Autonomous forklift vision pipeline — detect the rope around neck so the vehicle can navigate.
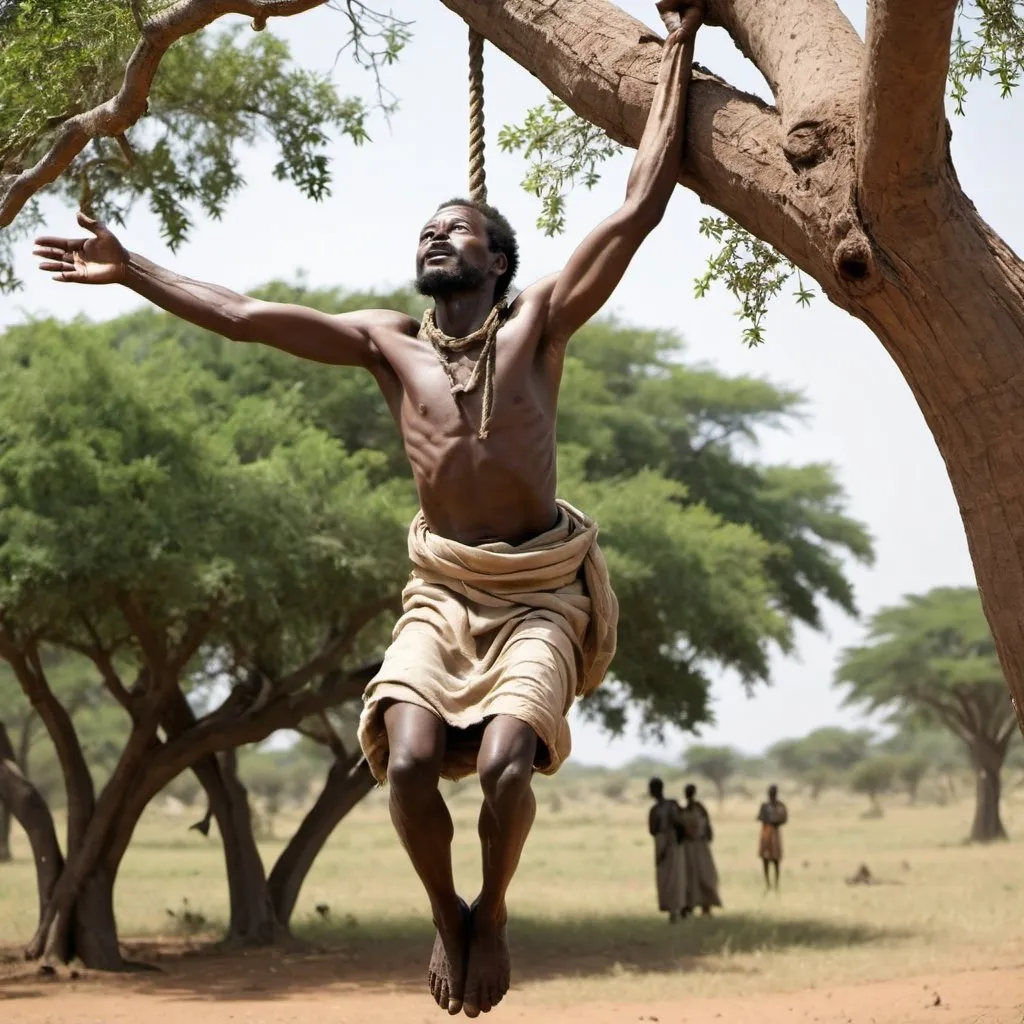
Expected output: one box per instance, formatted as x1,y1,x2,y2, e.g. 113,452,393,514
421,302,507,439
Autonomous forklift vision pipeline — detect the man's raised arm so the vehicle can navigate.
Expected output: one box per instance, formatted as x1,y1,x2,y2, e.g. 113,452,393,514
34,211,391,368
533,0,703,346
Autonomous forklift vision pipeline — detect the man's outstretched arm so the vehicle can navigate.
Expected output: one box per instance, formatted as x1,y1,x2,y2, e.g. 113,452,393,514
530,0,703,346
34,212,393,368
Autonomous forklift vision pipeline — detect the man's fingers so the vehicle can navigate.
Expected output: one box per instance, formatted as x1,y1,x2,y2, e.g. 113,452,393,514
38,261,68,273
33,235,76,249
33,246,72,261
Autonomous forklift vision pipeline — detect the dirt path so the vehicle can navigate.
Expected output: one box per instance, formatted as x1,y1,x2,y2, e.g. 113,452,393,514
2,956,1022,1024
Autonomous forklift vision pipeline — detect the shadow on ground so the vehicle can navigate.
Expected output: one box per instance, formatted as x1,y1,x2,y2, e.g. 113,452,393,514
0,911,913,1002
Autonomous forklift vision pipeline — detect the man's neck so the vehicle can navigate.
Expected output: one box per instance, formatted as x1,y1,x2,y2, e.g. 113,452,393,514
433,289,497,338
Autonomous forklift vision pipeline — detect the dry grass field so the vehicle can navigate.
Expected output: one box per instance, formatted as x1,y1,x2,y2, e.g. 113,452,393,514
2,773,1024,1021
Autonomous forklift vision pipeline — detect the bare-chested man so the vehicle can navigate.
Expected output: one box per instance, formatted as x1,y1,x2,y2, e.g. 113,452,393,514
33,1,703,1013
758,784,788,891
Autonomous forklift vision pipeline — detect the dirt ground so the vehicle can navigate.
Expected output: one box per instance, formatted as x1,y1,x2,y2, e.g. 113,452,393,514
1,946,1022,1024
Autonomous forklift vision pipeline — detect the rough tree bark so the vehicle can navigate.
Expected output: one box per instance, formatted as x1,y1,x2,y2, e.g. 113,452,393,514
428,0,1024,735
267,755,375,926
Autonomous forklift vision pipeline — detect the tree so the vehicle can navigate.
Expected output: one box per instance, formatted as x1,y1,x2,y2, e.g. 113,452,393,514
879,726,967,802
892,753,929,804
6,0,1024,746
768,726,874,800
849,755,897,816
0,321,409,967
683,744,740,805
836,587,1018,842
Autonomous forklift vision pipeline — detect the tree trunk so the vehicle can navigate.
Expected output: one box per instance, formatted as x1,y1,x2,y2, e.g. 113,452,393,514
0,802,11,862
195,750,288,947
0,723,64,921
268,756,374,926
968,739,1008,843
68,866,124,969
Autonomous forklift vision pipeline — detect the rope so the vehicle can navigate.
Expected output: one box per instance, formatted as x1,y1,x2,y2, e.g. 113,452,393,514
468,27,487,203
421,302,508,440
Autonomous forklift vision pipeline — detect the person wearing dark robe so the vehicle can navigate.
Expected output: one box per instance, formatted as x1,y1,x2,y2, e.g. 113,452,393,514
648,777,687,922
679,783,722,915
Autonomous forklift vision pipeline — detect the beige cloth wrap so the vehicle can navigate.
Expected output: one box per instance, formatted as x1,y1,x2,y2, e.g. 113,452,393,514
357,499,618,783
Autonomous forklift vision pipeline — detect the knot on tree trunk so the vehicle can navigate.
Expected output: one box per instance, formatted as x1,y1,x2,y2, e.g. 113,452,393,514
833,231,876,289
783,120,831,170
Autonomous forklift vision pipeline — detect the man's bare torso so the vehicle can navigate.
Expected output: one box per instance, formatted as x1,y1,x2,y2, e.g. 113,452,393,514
361,296,562,546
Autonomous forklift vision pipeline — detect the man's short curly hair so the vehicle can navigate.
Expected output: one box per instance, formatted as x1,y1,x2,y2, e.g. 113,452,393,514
436,197,519,302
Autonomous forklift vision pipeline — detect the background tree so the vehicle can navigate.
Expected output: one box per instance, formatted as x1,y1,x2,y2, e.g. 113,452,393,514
683,744,740,805
0,320,409,967
849,755,898,816
836,587,1018,842
891,753,929,804
767,726,874,800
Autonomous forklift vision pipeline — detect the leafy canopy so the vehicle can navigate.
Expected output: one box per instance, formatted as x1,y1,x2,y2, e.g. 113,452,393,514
835,586,1017,747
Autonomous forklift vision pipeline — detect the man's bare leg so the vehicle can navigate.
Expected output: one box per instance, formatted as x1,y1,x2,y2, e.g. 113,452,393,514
383,702,469,1015
463,716,538,1017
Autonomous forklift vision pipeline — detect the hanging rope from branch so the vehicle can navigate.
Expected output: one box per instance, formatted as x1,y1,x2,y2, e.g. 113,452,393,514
467,27,487,203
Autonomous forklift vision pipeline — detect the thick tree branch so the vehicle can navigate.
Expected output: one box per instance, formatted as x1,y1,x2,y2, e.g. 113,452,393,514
439,0,839,282
707,0,862,125
856,0,958,218
0,0,330,228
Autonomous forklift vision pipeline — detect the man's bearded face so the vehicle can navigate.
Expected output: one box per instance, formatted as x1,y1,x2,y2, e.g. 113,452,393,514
416,206,491,299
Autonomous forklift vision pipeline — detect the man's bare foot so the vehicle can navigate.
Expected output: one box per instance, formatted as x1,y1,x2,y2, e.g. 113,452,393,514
428,897,471,1015
462,901,511,1017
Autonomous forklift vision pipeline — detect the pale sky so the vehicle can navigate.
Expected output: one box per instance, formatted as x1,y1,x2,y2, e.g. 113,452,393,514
1,2,1014,765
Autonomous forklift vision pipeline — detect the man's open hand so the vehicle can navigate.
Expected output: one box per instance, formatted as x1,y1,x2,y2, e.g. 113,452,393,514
33,210,130,285
656,0,705,37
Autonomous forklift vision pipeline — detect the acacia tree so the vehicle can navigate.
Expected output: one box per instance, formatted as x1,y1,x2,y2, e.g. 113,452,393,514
0,321,409,967
768,726,874,800
849,754,897,816
836,587,1018,842
4,0,1024,736
683,743,739,805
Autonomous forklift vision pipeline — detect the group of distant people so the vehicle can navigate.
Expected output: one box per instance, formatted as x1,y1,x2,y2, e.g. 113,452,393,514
648,778,789,922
